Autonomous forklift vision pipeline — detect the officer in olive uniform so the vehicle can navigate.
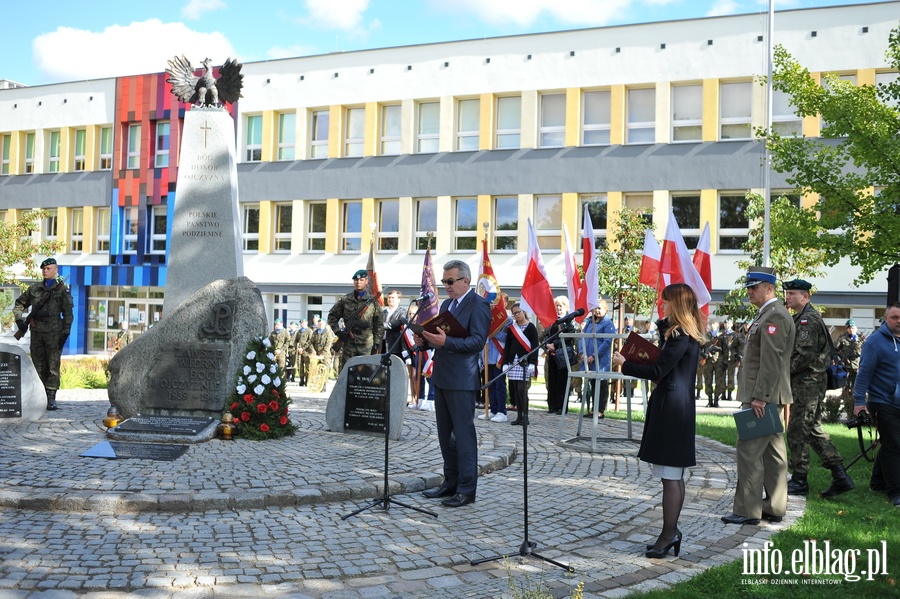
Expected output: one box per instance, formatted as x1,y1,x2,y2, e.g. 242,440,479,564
268,319,291,376
327,270,384,371
114,321,133,352
834,319,863,418
783,279,854,498
13,258,74,410
295,318,313,386
310,318,335,362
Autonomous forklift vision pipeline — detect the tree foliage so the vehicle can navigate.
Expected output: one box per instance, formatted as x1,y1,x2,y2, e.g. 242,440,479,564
0,209,65,289
761,26,900,285
596,207,657,324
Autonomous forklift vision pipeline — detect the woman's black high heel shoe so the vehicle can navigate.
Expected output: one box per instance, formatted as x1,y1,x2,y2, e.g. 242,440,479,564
646,528,681,551
645,531,682,558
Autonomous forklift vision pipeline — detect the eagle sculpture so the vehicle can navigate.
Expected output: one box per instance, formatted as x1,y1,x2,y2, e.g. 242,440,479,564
166,56,243,107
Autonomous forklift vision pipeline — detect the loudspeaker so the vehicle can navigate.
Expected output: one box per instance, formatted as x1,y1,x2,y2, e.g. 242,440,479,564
888,264,900,305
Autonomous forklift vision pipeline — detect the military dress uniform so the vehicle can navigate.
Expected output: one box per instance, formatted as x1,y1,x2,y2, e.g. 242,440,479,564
784,280,854,498
310,325,335,362
295,322,313,386
327,270,384,371
13,258,74,410
268,321,291,376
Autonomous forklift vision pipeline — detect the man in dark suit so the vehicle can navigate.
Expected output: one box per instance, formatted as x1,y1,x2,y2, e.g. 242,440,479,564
722,266,796,526
416,259,491,507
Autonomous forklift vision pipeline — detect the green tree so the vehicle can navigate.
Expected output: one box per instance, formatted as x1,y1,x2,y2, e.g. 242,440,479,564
596,207,658,327
761,26,900,285
715,193,827,324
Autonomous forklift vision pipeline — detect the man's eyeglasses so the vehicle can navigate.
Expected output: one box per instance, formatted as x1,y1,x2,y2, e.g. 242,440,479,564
511,311,523,316
440,277,466,286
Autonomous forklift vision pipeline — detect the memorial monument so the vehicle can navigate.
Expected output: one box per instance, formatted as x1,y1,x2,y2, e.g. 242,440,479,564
0,343,48,422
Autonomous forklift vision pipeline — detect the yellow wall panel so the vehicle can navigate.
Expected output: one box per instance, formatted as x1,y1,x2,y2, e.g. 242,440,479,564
325,198,340,254
700,189,718,253
702,79,719,142
610,85,625,146
328,105,341,158
565,88,581,147
479,93,494,151
364,103,378,157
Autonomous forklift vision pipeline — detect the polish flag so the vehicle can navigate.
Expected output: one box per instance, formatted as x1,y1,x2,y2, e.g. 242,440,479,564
366,241,384,306
659,209,712,312
582,209,599,314
639,229,662,288
563,222,587,322
520,218,557,328
692,222,712,316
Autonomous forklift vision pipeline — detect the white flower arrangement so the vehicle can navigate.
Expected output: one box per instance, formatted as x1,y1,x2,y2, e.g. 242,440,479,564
274,377,282,387
243,365,251,375
262,337,272,347
256,362,265,373
267,352,276,361
246,351,256,360
269,364,277,374
248,374,258,383
261,374,271,385
254,384,265,395
236,384,246,394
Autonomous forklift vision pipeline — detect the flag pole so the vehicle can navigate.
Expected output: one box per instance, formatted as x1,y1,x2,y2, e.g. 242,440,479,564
482,222,491,420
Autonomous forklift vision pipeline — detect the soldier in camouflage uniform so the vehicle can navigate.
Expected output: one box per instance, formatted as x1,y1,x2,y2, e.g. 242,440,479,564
834,319,863,418
13,258,74,411
268,319,291,377
717,319,743,402
327,269,384,372
295,318,314,386
699,329,722,407
783,279,854,498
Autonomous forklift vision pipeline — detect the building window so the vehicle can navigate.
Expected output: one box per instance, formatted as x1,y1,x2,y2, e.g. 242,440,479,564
149,205,167,254
245,115,262,162
274,202,292,252
672,84,702,142
583,90,611,146
496,96,521,149
493,196,518,251
719,193,751,251
310,109,329,159
454,197,478,251
24,132,35,173
241,204,260,252
70,208,84,253
534,196,561,250
376,199,399,251
627,88,655,144
73,129,87,171
539,93,566,148
96,207,110,252
380,104,401,156
720,81,752,140
307,202,326,252
876,71,899,108
127,124,141,169
277,112,296,161
100,127,113,170
772,89,802,136
822,74,857,131
415,198,437,251
43,209,58,242
416,101,439,153
344,107,365,157
581,194,608,249
671,195,701,248
456,98,480,151
154,121,170,168
122,207,138,254
625,193,654,228
341,200,362,252
0,134,10,175
48,130,61,172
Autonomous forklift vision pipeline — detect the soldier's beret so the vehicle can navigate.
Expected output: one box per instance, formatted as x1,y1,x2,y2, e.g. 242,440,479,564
352,269,368,280
300,318,308,323
782,279,812,292
274,318,282,324
846,319,856,326
744,266,776,288
289,321,298,326
40,258,57,268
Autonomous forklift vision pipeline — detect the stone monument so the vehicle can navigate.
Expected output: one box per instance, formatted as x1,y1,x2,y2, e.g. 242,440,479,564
325,354,409,441
0,343,46,422
108,276,266,420
163,56,244,314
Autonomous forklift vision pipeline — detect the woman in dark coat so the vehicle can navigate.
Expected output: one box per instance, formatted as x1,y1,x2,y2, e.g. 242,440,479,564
502,303,539,425
613,283,704,559
542,296,578,414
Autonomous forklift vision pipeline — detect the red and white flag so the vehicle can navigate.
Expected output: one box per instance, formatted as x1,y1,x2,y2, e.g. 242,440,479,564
521,218,557,328
366,241,384,306
582,209,599,314
692,222,712,316
563,222,587,322
639,229,662,288
658,209,712,315
477,238,508,338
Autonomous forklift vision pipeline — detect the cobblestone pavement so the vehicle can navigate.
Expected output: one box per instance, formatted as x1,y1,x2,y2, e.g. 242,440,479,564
0,384,804,599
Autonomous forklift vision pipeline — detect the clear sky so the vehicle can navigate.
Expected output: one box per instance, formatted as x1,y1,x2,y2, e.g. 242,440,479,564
3,0,885,86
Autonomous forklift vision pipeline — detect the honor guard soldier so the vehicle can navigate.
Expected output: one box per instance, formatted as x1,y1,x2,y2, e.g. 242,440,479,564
268,319,291,376
13,258,74,411
327,269,384,371
835,319,863,417
295,318,314,386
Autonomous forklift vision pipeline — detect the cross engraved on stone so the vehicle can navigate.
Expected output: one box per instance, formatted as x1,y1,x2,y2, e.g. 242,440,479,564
199,302,234,339
200,121,212,148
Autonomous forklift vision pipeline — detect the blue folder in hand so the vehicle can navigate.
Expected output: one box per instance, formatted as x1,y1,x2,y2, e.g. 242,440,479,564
733,403,784,441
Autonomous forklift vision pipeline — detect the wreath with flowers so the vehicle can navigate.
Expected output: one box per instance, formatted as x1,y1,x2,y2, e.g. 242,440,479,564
228,336,298,440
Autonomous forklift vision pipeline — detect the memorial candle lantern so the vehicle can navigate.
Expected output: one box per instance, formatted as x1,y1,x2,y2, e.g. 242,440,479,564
217,412,235,440
102,405,122,429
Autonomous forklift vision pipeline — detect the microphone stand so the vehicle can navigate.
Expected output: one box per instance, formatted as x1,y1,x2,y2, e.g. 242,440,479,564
342,325,438,520
470,325,574,572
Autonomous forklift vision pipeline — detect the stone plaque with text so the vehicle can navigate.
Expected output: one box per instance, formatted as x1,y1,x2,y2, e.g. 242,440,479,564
344,362,388,434
114,414,216,435
145,343,231,411
0,352,22,418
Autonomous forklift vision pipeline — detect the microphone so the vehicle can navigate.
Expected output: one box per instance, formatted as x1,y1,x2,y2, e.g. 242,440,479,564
554,308,585,325
412,291,433,303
